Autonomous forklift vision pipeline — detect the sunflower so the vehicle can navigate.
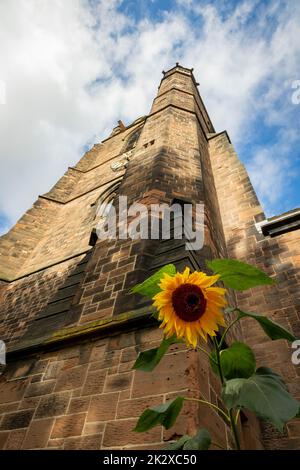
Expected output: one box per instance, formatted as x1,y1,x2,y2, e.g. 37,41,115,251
153,267,227,348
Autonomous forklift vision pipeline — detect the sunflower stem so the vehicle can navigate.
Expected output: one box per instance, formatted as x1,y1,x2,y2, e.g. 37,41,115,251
212,337,225,383
213,336,241,450
229,409,241,450
218,316,240,349
235,408,241,425
184,397,230,423
196,346,216,362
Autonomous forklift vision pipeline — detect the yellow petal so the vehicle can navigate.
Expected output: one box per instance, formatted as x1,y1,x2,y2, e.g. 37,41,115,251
195,322,208,342
189,272,220,288
206,286,226,294
182,267,190,281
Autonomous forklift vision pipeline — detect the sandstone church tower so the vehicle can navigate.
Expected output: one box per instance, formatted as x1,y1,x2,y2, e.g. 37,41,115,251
0,65,299,450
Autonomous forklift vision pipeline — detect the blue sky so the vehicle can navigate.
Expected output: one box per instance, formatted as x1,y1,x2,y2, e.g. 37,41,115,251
0,0,299,235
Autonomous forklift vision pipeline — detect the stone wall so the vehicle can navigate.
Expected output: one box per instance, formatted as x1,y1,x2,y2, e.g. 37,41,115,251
209,132,300,449
0,326,242,450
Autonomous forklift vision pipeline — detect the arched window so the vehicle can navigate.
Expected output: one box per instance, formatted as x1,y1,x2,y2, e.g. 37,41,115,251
94,181,121,220
124,126,142,152
89,180,122,246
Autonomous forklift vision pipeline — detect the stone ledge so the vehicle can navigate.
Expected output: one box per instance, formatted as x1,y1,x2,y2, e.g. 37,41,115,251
6,306,156,361
207,130,231,144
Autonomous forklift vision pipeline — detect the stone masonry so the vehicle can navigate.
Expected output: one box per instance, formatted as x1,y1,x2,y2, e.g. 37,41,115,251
0,64,299,450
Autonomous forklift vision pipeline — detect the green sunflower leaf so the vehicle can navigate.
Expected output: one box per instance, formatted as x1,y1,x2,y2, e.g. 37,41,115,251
206,258,274,291
182,428,211,450
167,429,212,450
210,342,256,380
222,367,299,432
133,334,182,372
134,397,184,432
225,308,297,342
167,435,190,450
131,264,176,298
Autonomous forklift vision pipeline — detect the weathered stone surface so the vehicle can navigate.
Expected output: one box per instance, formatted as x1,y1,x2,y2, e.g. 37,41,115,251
63,434,102,450
0,432,9,450
35,392,71,419
0,410,34,430
5,429,27,450
87,392,119,422
103,419,161,447
23,418,54,449
51,413,86,439
0,379,28,403
24,381,55,398
132,352,191,398
104,372,132,393
117,396,164,419
68,397,90,415
81,370,106,396
55,365,88,392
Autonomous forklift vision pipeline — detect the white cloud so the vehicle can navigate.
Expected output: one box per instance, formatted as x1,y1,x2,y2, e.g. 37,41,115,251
0,0,299,233
179,0,300,140
248,147,292,213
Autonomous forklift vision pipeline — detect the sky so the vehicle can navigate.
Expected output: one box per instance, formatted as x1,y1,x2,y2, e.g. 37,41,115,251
0,0,299,235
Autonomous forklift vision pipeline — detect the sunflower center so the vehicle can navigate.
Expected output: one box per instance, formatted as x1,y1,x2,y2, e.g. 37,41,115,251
171,283,207,322
186,294,199,308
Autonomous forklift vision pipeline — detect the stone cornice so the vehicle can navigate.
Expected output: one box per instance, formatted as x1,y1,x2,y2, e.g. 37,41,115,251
6,307,156,360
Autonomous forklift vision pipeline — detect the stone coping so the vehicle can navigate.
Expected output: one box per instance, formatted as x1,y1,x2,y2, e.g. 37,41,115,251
6,306,156,361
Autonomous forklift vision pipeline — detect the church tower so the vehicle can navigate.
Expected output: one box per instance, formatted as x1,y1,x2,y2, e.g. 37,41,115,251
0,64,299,450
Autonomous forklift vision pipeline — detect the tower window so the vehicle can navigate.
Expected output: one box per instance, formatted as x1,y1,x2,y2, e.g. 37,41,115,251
124,127,142,152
